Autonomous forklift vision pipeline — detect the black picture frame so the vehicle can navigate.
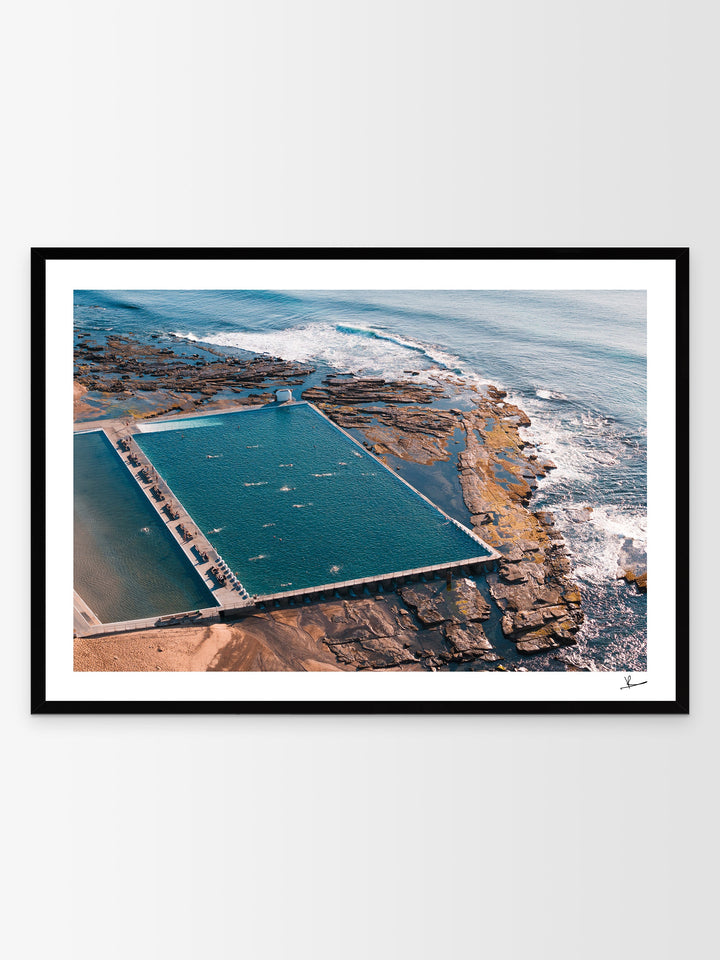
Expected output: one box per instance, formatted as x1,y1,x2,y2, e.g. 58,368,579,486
32,247,689,715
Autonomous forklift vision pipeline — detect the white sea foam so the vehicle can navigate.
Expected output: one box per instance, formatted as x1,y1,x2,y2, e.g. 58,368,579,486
172,322,501,402
243,481,268,486
588,451,619,466
589,504,647,548
502,383,648,592
536,388,568,401
525,399,645,504
279,485,295,492
509,397,593,489
552,502,647,585
171,322,465,383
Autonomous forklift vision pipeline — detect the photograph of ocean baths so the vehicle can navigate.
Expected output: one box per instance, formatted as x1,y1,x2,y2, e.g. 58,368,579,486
73,290,647,673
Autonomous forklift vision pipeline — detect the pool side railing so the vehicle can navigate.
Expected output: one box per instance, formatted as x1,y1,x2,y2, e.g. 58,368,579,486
74,554,499,637
242,555,499,607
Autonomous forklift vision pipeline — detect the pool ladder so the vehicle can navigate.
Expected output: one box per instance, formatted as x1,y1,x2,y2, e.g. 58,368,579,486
214,555,250,600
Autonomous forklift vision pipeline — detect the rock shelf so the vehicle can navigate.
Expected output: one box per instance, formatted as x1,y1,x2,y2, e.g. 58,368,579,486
302,374,445,406
74,334,314,417
453,395,583,652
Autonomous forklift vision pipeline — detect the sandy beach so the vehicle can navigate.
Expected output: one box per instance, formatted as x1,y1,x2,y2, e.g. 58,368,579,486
74,618,347,672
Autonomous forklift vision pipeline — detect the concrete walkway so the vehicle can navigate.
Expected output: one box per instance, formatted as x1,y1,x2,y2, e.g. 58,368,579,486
110,422,251,606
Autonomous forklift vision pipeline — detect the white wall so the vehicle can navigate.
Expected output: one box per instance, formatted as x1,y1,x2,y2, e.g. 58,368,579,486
4,3,714,958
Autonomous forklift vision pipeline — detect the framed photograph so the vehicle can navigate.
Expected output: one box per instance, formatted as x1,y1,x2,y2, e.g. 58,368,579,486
32,247,689,713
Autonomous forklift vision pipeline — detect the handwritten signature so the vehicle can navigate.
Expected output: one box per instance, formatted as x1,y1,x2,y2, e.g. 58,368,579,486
620,675,648,690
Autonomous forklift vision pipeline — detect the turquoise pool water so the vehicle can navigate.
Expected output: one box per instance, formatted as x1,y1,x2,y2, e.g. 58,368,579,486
135,403,490,596
74,431,217,622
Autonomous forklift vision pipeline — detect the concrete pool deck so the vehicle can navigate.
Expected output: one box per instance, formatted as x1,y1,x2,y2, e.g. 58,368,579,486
74,401,501,638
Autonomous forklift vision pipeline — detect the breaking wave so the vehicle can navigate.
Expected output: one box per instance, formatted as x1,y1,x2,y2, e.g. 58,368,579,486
536,388,568,401
551,502,647,586
171,321,465,382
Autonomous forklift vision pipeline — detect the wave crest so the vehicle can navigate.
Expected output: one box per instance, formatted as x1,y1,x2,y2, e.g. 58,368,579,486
171,321,465,382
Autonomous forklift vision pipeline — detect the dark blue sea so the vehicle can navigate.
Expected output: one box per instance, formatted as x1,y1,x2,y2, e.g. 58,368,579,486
75,288,647,670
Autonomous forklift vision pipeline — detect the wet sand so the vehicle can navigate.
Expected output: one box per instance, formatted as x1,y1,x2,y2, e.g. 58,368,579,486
74,618,347,672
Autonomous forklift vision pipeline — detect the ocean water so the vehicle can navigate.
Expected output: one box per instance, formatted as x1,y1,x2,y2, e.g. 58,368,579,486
75,288,647,669
134,403,490,596
74,430,217,622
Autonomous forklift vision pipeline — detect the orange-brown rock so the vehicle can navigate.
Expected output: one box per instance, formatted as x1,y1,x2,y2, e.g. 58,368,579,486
456,389,583,652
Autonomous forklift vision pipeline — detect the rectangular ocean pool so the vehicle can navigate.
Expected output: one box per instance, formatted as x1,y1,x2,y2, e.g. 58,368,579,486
134,402,491,597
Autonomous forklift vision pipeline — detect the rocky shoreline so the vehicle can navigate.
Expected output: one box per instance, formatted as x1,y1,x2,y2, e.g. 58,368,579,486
309,375,584,656
73,333,589,672
74,332,315,420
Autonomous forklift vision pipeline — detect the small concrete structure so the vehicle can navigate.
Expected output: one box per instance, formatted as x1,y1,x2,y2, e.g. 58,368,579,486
275,389,293,404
